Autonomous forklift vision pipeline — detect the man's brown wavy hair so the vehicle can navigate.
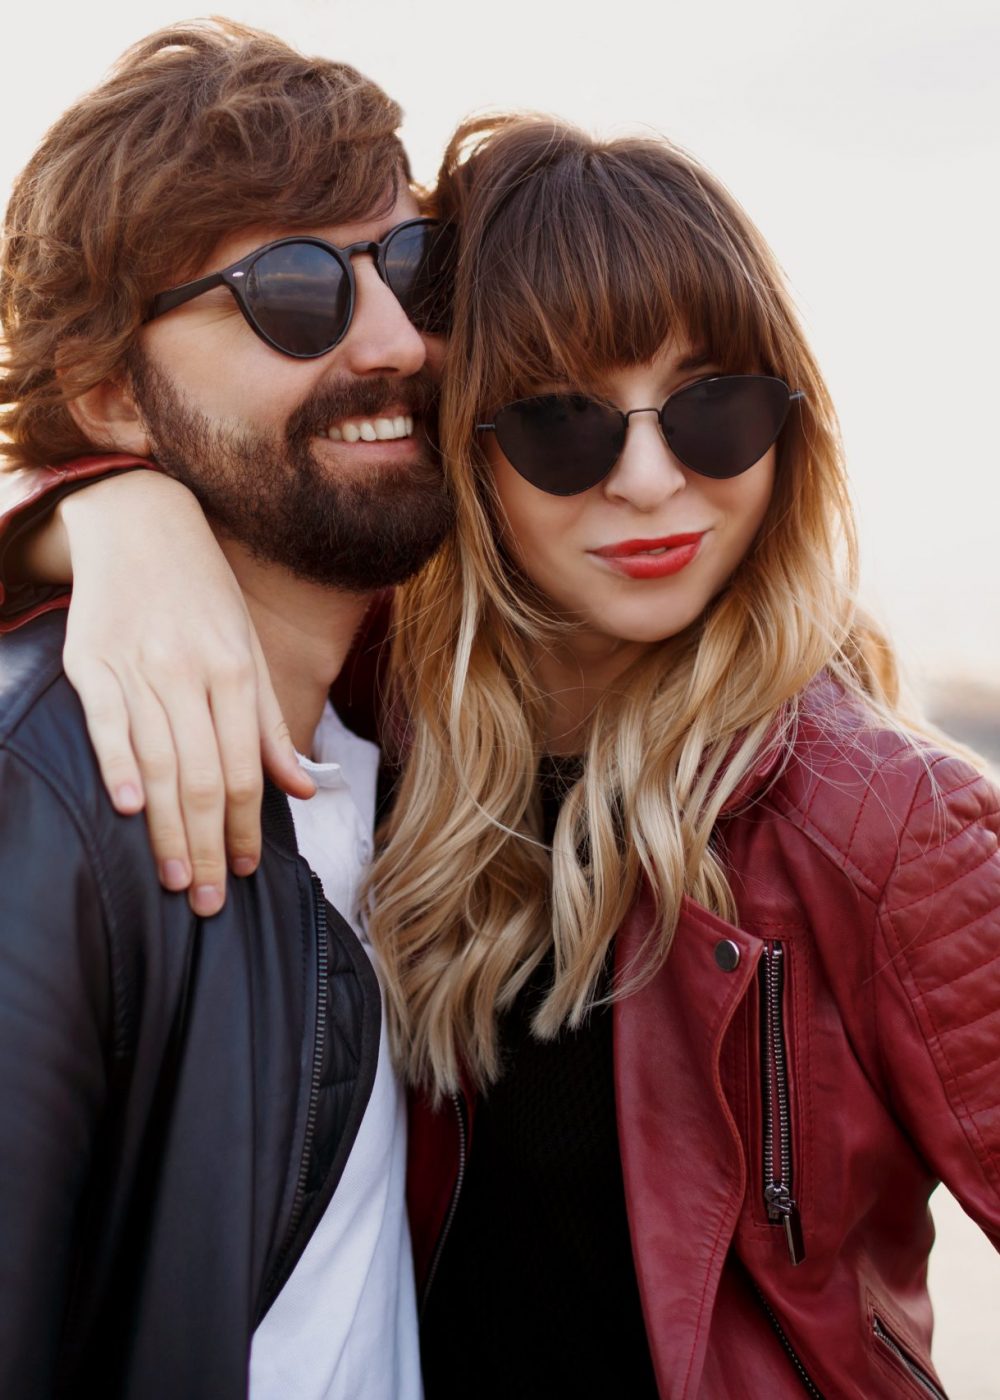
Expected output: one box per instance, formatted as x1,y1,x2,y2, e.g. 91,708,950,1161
0,19,409,469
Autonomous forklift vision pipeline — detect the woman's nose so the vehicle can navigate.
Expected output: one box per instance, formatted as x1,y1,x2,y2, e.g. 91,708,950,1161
602,409,687,509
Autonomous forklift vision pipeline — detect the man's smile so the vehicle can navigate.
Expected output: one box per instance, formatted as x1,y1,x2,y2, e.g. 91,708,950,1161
321,412,415,443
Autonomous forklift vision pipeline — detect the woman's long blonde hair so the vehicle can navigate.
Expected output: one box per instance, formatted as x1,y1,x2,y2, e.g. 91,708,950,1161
367,115,901,1097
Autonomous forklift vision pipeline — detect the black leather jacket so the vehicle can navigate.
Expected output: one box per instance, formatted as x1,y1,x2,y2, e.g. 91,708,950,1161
0,612,382,1399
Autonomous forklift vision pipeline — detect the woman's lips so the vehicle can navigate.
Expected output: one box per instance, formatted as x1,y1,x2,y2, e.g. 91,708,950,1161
590,532,707,580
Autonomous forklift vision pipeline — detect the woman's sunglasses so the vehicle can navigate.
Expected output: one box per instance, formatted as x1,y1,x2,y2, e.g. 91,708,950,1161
146,218,454,358
477,375,804,496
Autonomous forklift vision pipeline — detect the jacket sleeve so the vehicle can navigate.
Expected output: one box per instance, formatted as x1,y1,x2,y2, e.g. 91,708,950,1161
0,745,114,1395
0,454,157,633
872,751,1000,1248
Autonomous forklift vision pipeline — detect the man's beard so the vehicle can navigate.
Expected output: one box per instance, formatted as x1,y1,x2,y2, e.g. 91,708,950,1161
126,349,454,591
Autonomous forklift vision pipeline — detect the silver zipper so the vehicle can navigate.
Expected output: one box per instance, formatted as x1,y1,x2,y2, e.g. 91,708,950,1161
258,871,330,1315
760,941,805,1265
419,1090,468,1313
873,1315,948,1399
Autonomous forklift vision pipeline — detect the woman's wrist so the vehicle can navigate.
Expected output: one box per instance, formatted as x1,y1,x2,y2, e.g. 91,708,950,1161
60,470,200,570
9,502,71,585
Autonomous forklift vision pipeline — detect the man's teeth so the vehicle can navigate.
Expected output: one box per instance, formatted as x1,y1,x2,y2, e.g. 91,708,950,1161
323,415,414,443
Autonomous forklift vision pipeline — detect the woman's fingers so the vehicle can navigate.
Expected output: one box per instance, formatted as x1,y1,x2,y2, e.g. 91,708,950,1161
117,680,196,896
260,700,316,800
250,629,315,801
65,657,147,816
209,657,268,877
153,680,232,917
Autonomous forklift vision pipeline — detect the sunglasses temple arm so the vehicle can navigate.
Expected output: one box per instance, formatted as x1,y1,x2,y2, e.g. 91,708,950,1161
475,423,496,431
147,271,227,323
789,390,806,402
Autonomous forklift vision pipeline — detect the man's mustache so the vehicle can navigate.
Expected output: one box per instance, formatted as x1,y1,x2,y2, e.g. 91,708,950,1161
287,371,439,442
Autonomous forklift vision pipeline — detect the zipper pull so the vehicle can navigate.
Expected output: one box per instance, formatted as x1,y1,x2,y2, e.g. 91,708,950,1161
765,1184,806,1266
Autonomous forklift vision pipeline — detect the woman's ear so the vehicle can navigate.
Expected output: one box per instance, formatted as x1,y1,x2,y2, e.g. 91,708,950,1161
63,371,152,457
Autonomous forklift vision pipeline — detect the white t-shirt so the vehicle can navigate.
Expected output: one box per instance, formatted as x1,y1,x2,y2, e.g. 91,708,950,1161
249,703,422,1400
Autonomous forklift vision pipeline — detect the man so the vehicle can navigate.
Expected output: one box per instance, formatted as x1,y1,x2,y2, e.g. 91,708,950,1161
0,20,453,1398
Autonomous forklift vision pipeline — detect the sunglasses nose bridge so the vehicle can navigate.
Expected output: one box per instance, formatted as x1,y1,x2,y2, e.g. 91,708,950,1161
620,404,676,461
340,239,383,279
605,403,688,499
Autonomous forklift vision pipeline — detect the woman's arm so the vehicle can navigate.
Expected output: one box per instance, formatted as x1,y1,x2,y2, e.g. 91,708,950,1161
874,755,1000,1246
0,455,152,632
2,468,313,916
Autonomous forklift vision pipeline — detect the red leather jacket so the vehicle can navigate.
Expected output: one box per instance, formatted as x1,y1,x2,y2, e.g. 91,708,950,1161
408,680,1000,1398
2,457,999,1398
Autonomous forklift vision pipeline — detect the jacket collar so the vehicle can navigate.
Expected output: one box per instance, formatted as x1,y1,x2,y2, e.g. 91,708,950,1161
718,735,785,815
261,779,300,856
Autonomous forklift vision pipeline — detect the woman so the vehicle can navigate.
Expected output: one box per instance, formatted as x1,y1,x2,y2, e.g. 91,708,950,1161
2,115,998,1397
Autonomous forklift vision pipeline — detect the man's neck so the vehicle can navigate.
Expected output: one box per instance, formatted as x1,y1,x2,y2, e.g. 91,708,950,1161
220,540,373,756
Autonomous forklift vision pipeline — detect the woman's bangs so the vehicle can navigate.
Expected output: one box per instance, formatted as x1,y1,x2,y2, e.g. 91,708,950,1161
469,158,775,403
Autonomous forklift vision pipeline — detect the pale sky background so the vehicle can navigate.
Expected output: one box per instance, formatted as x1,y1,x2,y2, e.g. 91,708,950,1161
1,1,999,1391
2,0,998,700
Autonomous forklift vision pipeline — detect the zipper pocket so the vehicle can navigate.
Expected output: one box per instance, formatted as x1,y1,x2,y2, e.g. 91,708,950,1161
873,1315,948,1399
753,1282,825,1398
419,1090,468,1314
759,941,805,1265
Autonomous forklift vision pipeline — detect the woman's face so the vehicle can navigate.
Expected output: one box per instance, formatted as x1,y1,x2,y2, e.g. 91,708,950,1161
485,340,776,656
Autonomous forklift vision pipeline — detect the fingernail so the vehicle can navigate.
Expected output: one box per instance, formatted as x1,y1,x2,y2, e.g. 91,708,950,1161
161,859,190,890
193,885,223,917
116,783,142,812
232,857,256,877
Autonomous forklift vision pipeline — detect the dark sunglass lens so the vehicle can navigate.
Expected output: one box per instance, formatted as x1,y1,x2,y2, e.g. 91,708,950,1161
384,221,456,334
243,242,350,356
661,375,792,479
493,395,624,496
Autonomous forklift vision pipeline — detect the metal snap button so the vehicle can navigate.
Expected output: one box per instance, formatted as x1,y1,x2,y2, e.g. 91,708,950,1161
714,939,741,972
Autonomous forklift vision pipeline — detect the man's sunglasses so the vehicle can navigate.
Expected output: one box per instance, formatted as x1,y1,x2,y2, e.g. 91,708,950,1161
146,218,454,358
477,375,804,496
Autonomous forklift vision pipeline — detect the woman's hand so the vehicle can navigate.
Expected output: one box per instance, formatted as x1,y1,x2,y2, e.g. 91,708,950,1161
49,471,314,916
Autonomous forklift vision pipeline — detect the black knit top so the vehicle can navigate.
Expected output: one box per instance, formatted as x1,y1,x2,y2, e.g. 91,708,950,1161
419,758,659,1399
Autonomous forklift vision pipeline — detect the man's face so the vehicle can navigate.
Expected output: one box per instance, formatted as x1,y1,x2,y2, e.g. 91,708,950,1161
129,186,453,592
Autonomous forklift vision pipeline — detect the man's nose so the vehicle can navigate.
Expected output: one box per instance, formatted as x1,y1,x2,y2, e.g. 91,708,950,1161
339,255,427,378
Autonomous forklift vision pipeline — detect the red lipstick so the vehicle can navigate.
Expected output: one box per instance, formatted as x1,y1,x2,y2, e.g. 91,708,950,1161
590,532,706,580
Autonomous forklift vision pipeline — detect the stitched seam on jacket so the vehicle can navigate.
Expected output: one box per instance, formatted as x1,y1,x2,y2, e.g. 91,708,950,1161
764,792,882,898
908,769,986,817
844,770,878,871
896,805,1000,870
881,898,1000,1192
887,845,999,915
885,904,994,952
935,1000,1000,1037
920,943,1000,993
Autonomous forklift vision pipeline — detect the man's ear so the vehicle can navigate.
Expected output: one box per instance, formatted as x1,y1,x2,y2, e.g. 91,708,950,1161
63,369,152,458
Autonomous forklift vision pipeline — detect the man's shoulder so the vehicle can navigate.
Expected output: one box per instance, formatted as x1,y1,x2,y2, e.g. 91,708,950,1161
0,606,66,726
0,611,125,874
0,610,101,790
